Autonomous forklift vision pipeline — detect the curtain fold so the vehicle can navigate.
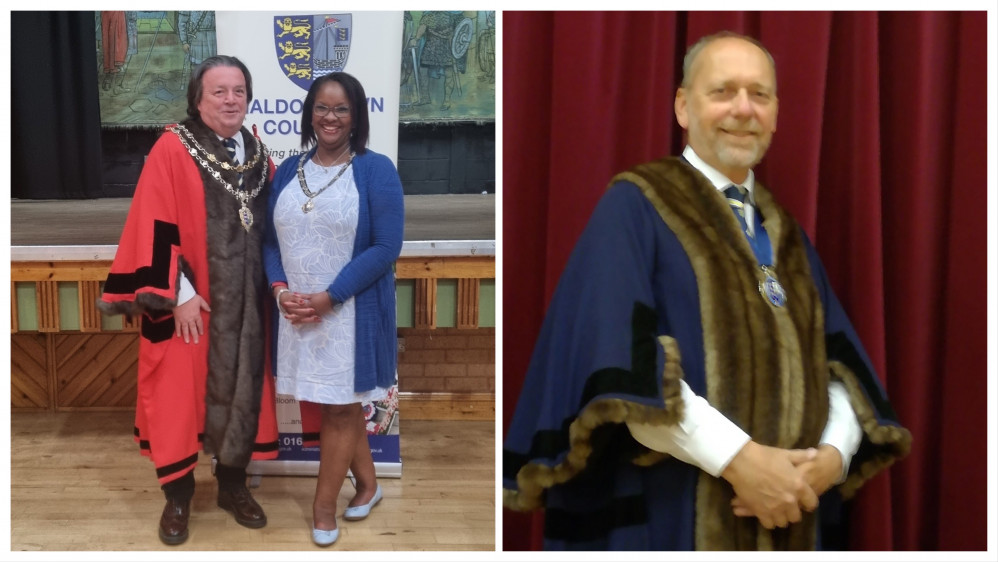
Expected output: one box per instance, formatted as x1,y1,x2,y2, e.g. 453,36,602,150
502,13,554,550
502,10,988,551
935,11,989,549
11,11,104,199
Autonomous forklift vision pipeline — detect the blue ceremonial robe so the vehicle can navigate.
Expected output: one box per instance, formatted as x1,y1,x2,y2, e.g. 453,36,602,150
502,158,910,550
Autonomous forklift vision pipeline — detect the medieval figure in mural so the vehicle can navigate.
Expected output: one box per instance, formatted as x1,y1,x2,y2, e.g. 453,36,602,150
99,11,130,95
98,55,278,546
476,11,495,84
407,11,466,111
502,31,912,550
178,11,217,87
126,11,138,59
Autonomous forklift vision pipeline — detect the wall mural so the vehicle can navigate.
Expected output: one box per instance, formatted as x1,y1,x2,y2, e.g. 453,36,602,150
97,11,217,129
98,11,495,127
399,11,495,123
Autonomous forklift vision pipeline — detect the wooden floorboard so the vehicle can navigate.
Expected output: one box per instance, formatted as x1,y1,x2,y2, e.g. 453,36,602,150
10,411,496,552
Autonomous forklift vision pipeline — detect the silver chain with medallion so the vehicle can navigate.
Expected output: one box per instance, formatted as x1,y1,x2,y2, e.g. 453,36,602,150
169,124,267,232
296,151,355,214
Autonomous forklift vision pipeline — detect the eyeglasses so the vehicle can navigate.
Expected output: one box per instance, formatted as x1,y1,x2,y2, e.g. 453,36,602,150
313,104,350,118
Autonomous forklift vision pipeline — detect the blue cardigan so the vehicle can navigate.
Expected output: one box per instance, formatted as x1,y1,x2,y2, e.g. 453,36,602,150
264,148,404,392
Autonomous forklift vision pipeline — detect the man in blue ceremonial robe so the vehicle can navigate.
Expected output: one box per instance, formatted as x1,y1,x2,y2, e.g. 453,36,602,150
502,31,911,550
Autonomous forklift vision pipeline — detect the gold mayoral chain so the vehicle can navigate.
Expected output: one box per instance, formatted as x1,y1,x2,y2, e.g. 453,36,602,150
296,148,355,214
169,124,267,232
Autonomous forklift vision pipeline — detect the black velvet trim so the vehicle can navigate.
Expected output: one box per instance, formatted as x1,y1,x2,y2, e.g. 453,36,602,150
145,308,172,321
253,439,280,454
503,302,661,481
141,314,175,343
103,220,181,294
156,452,199,480
544,493,647,543
573,423,646,483
503,449,531,481
135,426,151,452
826,331,898,421
302,431,321,444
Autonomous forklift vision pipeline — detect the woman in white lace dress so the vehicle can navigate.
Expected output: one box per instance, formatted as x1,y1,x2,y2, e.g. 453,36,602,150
263,72,404,546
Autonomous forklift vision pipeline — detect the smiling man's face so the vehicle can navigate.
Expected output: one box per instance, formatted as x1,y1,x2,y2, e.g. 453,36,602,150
196,65,248,139
675,37,779,184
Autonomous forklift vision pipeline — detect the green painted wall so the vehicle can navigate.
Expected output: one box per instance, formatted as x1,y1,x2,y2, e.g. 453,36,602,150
479,279,495,327
396,279,414,328
58,282,79,331
15,283,37,331
436,279,457,328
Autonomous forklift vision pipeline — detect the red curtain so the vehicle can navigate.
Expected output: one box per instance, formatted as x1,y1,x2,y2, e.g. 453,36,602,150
502,11,988,551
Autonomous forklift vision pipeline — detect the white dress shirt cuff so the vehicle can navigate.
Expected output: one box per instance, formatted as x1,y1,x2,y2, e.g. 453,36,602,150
176,272,196,306
626,380,750,477
819,380,863,483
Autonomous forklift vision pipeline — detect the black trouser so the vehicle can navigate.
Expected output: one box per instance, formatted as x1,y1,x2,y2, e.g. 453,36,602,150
161,462,246,501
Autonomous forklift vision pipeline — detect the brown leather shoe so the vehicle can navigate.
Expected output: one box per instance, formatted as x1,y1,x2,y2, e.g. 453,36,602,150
217,486,267,529
158,497,191,545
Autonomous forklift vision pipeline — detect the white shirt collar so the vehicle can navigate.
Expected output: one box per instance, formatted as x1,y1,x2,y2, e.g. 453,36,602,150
682,145,756,201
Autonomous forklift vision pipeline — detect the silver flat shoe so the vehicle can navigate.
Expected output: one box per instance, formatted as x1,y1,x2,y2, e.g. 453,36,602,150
343,484,383,521
312,519,339,546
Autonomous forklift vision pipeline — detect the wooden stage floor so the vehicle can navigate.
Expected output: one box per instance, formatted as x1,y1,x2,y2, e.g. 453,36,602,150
10,194,496,247
10,411,496,552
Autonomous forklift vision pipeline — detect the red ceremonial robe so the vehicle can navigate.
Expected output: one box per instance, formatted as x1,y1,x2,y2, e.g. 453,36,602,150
99,119,278,485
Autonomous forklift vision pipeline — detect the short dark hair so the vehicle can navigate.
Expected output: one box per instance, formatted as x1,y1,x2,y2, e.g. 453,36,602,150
681,31,777,93
186,55,254,119
300,72,370,154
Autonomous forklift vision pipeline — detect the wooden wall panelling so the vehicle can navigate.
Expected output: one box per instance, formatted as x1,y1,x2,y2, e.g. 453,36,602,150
12,257,496,416
11,282,18,333
457,278,480,329
35,281,60,333
400,392,494,420
414,278,437,329
10,333,51,410
78,281,103,332
395,256,494,279
55,333,139,409
11,260,111,281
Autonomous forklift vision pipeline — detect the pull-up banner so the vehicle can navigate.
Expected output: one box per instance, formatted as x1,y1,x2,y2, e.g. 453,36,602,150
218,11,402,166
217,11,404,477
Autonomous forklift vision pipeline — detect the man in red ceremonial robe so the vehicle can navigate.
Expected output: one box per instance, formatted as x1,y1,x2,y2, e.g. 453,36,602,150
99,55,278,546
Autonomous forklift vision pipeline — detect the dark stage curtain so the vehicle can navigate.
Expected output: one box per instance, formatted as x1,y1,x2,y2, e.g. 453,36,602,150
502,11,988,551
11,11,104,199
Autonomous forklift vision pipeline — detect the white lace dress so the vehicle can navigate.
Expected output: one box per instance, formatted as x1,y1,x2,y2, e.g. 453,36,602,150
272,158,388,405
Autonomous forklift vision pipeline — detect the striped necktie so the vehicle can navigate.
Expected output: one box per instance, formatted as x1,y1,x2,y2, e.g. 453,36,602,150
723,184,752,237
223,137,242,188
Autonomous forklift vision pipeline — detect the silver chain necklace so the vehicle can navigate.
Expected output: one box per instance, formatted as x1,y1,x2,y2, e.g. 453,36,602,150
169,124,267,232
296,150,355,214
171,124,263,172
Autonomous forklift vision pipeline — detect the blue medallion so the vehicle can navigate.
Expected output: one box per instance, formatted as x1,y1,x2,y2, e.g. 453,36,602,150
760,275,787,307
